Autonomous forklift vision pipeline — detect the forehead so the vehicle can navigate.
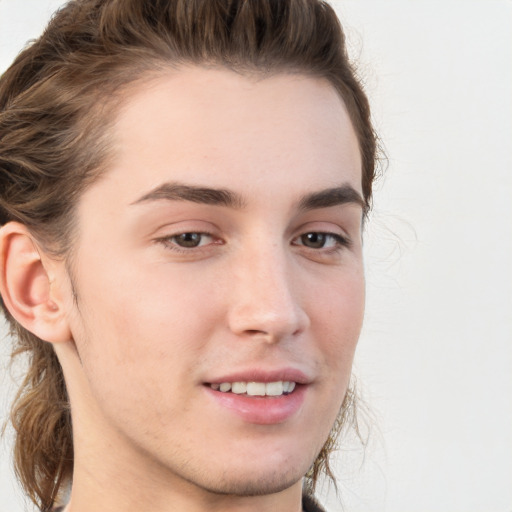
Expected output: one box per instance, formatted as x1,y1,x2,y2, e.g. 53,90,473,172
88,67,362,208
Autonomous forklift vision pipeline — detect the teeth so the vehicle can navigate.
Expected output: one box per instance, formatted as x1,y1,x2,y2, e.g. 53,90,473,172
219,382,232,392
265,381,284,396
247,382,266,396
231,382,247,394
212,381,296,396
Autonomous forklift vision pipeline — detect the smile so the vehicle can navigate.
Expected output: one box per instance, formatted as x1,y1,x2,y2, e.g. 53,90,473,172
209,381,296,396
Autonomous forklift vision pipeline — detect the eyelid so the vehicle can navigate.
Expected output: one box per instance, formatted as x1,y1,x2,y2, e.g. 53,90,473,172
292,231,351,249
149,217,218,235
151,225,225,258
293,218,352,239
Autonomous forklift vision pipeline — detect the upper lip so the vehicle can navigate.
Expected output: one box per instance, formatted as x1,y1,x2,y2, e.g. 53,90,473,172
205,367,311,385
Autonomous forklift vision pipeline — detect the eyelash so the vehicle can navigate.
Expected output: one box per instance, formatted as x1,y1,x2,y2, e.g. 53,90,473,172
156,231,351,254
292,232,351,252
156,232,218,253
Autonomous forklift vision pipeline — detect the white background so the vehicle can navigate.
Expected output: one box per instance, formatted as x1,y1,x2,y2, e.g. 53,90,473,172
1,1,511,511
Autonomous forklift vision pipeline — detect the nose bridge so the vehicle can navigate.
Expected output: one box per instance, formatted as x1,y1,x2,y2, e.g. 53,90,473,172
227,238,308,340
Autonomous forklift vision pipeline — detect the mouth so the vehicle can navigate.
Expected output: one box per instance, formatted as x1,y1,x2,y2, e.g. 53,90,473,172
207,381,297,397
204,378,306,424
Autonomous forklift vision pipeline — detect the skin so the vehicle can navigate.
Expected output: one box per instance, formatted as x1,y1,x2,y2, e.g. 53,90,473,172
3,68,365,512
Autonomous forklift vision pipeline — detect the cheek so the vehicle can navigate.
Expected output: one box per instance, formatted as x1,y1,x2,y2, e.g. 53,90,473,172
315,267,365,331
312,269,365,377
68,255,220,378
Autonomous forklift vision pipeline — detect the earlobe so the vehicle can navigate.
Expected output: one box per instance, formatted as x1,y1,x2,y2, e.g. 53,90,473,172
0,222,72,344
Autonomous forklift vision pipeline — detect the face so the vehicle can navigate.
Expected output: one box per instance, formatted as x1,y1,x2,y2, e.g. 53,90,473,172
59,67,365,498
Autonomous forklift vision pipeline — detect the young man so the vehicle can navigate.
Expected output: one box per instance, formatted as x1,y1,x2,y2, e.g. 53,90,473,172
0,1,377,511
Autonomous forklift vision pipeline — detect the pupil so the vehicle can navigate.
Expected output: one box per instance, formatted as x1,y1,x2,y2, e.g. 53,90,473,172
176,233,201,247
302,233,325,248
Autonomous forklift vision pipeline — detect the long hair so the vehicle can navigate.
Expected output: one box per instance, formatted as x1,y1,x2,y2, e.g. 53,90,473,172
0,1,378,509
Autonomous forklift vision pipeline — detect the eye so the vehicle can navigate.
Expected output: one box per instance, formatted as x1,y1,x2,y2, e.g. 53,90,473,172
159,232,215,249
294,232,349,250
173,232,207,248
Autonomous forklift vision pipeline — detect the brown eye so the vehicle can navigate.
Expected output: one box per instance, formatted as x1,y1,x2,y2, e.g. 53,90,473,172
173,233,204,248
294,232,349,250
157,231,218,253
300,233,328,249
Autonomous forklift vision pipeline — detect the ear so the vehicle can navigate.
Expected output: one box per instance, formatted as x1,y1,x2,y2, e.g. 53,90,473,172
0,222,71,344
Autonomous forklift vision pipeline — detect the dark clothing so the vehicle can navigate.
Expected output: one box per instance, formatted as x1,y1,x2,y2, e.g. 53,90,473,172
303,493,327,512
53,494,326,512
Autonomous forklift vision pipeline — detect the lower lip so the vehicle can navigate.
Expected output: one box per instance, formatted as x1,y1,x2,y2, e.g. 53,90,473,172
204,385,307,425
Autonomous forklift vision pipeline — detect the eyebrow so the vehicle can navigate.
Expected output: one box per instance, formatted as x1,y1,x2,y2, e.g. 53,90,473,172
298,184,366,213
132,181,365,212
132,182,246,209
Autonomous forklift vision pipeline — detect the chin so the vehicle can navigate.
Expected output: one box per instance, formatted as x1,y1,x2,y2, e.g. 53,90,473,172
189,437,318,497
192,466,305,497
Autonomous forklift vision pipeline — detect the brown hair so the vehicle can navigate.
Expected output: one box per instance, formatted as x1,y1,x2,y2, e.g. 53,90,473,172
0,0,377,509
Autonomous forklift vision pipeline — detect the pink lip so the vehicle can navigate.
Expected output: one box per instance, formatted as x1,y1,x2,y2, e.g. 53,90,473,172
207,368,311,385
203,368,310,425
204,385,307,425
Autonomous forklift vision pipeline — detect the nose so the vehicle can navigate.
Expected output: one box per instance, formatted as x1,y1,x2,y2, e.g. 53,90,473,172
227,243,310,343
